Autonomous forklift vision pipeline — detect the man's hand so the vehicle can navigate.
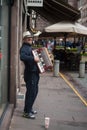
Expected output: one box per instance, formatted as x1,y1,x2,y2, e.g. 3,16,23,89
34,57,40,62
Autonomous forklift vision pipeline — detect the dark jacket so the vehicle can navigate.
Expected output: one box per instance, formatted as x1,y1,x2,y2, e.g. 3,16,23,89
20,42,39,82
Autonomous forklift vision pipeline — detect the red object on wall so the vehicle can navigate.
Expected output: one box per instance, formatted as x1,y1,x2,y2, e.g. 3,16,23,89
0,53,2,59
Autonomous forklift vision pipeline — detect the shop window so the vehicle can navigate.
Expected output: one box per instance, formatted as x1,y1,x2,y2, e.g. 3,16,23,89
0,1,9,119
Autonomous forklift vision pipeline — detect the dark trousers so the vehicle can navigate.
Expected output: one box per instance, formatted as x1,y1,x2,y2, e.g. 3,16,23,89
24,72,40,113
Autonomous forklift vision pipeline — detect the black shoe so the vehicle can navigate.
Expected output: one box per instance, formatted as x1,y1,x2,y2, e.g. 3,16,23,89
23,112,35,119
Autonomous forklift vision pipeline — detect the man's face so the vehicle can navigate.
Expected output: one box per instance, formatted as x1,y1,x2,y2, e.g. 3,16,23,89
26,37,33,44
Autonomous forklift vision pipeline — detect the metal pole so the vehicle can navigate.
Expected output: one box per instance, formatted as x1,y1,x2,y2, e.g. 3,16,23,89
53,60,60,77
79,61,85,78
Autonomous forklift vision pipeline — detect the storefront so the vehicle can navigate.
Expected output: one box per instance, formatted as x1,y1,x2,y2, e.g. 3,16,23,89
0,0,27,129
0,0,9,120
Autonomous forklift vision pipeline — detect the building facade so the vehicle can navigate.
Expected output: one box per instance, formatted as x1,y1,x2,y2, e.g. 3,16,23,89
68,0,87,42
67,0,87,27
0,0,9,121
0,0,27,129
68,0,78,8
78,0,87,26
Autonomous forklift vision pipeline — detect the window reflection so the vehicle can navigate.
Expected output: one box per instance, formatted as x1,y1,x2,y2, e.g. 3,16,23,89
0,1,8,118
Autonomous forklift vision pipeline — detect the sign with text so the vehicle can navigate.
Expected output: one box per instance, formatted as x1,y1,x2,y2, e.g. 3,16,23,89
27,0,43,7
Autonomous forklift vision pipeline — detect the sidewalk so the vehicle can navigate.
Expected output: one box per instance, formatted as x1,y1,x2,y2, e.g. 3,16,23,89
9,71,87,130
63,71,87,103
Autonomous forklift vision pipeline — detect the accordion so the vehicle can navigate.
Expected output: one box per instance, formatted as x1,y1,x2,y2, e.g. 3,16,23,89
32,47,53,73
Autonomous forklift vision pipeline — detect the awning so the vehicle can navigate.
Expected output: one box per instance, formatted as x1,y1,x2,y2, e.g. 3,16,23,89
28,0,80,24
45,21,87,36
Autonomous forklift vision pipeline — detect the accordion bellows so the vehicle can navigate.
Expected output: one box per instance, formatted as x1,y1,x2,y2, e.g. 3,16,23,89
32,47,53,73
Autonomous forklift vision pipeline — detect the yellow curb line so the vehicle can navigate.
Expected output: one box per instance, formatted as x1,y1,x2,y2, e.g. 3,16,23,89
59,72,87,107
